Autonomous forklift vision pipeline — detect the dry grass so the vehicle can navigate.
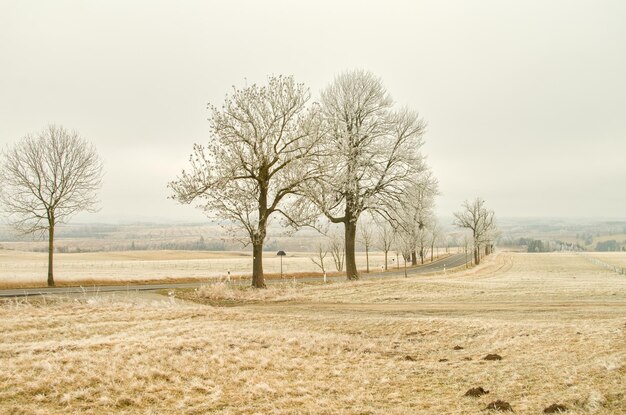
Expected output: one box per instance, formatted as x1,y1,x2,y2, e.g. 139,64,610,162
0,249,403,287
587,252,626,268
1,252,625,414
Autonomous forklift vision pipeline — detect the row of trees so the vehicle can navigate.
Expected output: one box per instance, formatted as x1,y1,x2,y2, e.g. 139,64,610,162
169,71,436,288
0,71,497,288
169,70,498,288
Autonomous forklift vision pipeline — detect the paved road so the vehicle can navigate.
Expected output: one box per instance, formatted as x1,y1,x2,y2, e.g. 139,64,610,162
0,252,468,298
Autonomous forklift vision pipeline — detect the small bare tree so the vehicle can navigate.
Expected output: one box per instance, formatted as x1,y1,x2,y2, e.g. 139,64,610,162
453,198,496,265
169,76,320,288
358,219,375,273
0,125,103,286
310,243,328,274
375,219,395,270
328,232,345,272
415,226,429,265
395,229,415,278
391,171,438,265
429,221,440,262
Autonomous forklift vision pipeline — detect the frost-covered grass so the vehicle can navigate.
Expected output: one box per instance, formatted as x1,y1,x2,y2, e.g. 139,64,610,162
0,252,624,414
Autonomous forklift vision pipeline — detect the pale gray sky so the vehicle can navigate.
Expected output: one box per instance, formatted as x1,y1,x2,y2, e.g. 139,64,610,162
1,0,625,222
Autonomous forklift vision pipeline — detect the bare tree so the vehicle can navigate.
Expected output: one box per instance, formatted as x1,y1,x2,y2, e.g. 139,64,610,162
169,76,320,288
0,125,103,286
358,219,375,273
328,232,345,272
453,198,496,265
305,70,428,280
416,227,430,265
375,219,395,270
395,229,415,278
429,221,441,262
391,172,438,265
310,243,328,274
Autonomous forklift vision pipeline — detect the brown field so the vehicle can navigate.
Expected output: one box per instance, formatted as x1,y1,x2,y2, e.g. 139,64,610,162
1,252,625,414
0,249,419,287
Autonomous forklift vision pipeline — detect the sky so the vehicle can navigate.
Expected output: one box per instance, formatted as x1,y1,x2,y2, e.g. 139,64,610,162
1,0,625,223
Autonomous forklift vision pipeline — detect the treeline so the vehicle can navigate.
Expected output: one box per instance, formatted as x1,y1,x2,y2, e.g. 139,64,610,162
595,240,626,252
505,238,584,252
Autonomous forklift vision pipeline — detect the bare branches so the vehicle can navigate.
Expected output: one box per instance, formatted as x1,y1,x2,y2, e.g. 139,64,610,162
304,69,432,280
310,243,329,274
453,198,497,264
0,125,103,236
328,232,345,272
168,75,320,288
0,125,104,286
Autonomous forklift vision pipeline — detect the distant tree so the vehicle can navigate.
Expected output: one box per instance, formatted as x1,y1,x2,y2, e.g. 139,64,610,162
358,219,375,273
453,198,496,265
429,221,441,262
415,226,429,265
596,240,619,252
169,76,321,288
0,125,103,286
304,70,429,280
375,219,395,270
391,172,438,265
528,240,545,253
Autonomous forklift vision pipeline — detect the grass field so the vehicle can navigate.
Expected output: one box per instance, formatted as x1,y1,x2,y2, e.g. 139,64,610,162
0,249,419,287
1,252,624,414
587,252,626,268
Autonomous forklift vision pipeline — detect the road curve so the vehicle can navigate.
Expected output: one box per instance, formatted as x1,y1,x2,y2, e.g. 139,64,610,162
0,252,468,298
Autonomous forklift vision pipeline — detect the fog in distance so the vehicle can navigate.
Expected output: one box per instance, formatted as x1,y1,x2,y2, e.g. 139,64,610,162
1,0,624,222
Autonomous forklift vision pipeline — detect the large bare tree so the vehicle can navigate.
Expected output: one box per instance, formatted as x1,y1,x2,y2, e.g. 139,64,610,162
453,198,496,265
0,125,103,286
169,76,320,288
305,70,428,280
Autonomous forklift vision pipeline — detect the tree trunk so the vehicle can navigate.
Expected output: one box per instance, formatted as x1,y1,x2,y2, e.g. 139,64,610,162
411,251,417,266
365,245,369,273
251,242,265,288
431,244,434,262
474,245,480,265
344,220,359,280
47,224,55,287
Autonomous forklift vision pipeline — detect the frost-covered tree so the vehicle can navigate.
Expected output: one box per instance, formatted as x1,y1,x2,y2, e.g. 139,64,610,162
169,76,320,288
392,170,438,265
305,70,429,280
453,198,496,265
0,125,103,286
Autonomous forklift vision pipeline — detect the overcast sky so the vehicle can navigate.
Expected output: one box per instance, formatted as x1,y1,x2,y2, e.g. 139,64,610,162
1,0,625,223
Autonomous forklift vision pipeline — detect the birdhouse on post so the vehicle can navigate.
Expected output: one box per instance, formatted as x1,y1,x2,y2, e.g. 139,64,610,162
277,250,286,278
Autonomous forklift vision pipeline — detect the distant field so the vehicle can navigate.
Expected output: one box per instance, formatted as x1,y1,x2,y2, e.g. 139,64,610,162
0,252,624,414
0,249,438,287
587,252,626,268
